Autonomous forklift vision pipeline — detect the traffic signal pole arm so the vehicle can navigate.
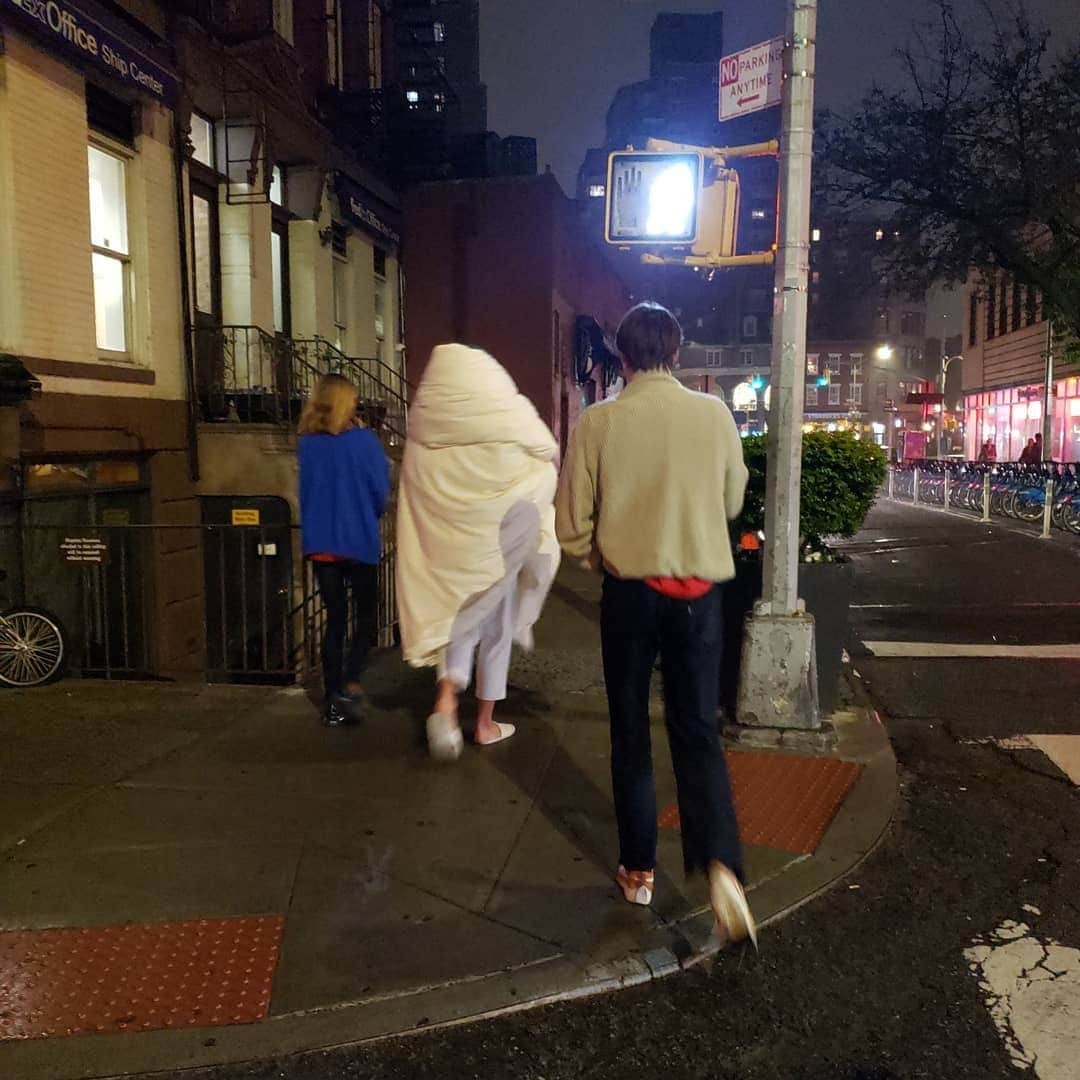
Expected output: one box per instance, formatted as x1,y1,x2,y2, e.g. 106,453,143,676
641,251,775,269
644,137,780,164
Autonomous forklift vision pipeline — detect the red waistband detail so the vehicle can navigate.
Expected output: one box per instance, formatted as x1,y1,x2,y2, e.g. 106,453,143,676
644,576,714,600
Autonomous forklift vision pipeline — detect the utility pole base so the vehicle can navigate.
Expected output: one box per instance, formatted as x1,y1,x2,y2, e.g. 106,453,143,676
735,609,821,731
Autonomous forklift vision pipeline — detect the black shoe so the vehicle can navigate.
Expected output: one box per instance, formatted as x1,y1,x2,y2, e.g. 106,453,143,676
322,700,353,727
332,688,365,723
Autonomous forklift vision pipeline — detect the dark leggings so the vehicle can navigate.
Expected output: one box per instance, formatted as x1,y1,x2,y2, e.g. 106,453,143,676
313,560,378,697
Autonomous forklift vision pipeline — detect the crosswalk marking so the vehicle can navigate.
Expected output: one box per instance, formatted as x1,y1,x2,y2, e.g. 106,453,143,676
862,642,1080,660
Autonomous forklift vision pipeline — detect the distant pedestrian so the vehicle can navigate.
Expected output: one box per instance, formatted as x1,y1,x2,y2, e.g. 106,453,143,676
1020,438,1037,464
555,301,756,947
298,374,391,726
976,442,989,463
987,441,997,463
397,344,560,762
1032,432,1044,463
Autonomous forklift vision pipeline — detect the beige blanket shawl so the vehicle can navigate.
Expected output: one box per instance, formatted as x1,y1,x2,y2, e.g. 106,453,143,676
396,344,560,668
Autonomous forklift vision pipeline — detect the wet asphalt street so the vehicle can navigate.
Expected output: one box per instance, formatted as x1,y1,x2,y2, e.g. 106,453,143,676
136,501,1080,1080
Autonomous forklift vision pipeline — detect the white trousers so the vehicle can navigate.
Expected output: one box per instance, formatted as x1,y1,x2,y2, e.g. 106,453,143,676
437,577,517,701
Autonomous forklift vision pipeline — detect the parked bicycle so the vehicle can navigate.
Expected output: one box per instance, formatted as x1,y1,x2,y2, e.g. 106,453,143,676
887,460,1080,535
0,569,66,687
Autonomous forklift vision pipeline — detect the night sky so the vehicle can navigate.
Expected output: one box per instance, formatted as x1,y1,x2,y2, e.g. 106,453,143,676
481,0,1074,193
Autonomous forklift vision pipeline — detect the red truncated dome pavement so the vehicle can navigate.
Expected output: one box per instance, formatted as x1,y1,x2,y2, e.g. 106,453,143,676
0,915,284,1040
659,751,864,855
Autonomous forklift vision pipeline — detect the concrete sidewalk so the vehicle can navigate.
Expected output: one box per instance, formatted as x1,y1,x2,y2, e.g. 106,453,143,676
0,568,896,1080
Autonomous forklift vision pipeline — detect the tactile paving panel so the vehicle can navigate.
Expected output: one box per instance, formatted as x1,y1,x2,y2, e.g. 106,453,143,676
0,915,284,1040
659,752,863,855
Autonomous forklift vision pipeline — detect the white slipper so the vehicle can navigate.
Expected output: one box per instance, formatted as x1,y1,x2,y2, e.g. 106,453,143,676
708,861,758,950
426,712,464,762
476,721,516,746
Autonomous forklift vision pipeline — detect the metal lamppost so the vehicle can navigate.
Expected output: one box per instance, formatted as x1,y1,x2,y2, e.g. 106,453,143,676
938,353,960,458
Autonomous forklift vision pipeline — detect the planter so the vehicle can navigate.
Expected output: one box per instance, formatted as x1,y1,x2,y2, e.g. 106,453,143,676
720,557,854,717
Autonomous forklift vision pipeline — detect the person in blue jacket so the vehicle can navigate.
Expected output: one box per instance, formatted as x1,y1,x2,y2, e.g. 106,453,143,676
298,374,391,725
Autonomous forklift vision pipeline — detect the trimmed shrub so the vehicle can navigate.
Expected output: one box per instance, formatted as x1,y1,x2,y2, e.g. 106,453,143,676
736,431,887,554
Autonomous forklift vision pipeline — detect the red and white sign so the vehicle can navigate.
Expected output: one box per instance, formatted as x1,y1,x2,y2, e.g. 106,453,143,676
719,36,784,122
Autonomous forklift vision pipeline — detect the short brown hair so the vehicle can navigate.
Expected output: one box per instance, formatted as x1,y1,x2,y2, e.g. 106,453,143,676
615,302,682,372
298,373,359,436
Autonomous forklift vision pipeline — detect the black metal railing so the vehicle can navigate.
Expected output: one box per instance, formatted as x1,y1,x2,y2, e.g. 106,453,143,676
3,521,397,683
194,326,408,447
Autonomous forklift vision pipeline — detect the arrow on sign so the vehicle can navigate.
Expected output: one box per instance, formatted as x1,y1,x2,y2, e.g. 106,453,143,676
738,94,762,106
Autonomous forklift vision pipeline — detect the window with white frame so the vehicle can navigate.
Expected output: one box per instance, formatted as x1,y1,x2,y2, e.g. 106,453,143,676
332,225,349,350
368,0,383,89
850,383,863,404
828,384,841,405
850,353,864,380
742,315,758,339
828,352,841,368
741,349,754,366
433,21,445,43
88,145,130,353
806,383,819,405
273,0,294,44
705,349,722,367
806,353,819,375
269,165,285,206
325,0,343,88
190,114,215,169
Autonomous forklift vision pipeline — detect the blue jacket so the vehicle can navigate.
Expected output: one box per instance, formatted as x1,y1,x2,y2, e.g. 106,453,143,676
298,426,391,564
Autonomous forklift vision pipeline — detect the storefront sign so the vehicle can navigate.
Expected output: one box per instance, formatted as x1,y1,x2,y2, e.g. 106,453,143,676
61,535,107,563
335,175,401,246
1,0,178,106
231,509,261,526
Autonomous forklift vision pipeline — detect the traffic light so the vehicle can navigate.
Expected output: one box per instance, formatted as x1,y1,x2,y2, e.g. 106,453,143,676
751,375,766,392
605,151,740,258
816,370,830,388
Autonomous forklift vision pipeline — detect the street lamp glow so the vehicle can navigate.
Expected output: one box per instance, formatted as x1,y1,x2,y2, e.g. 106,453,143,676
876,345,894,361
645,163,696,238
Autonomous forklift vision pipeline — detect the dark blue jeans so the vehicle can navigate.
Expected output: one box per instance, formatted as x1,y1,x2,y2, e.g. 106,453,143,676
314,560,378,697
600,574,744,881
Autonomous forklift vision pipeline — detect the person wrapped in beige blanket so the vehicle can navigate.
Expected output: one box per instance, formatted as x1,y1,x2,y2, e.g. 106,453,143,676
396,344,560,761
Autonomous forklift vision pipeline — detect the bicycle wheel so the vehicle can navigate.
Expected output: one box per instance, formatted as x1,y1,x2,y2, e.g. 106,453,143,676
0,608,66,687
1015,492,1044,523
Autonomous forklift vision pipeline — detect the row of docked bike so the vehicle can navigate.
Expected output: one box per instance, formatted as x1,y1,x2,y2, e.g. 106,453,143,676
889,461,1080,534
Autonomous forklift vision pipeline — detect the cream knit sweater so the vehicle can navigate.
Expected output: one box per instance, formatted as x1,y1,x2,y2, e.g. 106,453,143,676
555,370,748,583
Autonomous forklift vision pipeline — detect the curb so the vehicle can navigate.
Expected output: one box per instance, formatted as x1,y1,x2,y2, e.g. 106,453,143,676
1,706,899,1080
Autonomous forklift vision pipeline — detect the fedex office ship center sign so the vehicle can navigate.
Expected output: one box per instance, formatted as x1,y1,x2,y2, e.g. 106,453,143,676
719,36,784,122
3,0,176,104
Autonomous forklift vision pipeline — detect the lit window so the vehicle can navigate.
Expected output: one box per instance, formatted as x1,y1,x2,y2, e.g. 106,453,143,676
806,354,818,375
731,382,758,412
271,231,285,333
751,208,767,221
269,165,284,206
433,21,445,42
433,92,445,114
405,89,420,107
88,146,130,353
588,184,606,198
811,228,821,242
190,114,215,169
875,228,884,241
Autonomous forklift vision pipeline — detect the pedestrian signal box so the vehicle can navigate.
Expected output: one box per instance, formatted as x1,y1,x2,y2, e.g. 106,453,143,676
605,150,740,259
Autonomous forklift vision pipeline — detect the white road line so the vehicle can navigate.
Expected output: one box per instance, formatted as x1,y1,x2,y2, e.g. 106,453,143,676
862,642,1080,659
852,602,1080,610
